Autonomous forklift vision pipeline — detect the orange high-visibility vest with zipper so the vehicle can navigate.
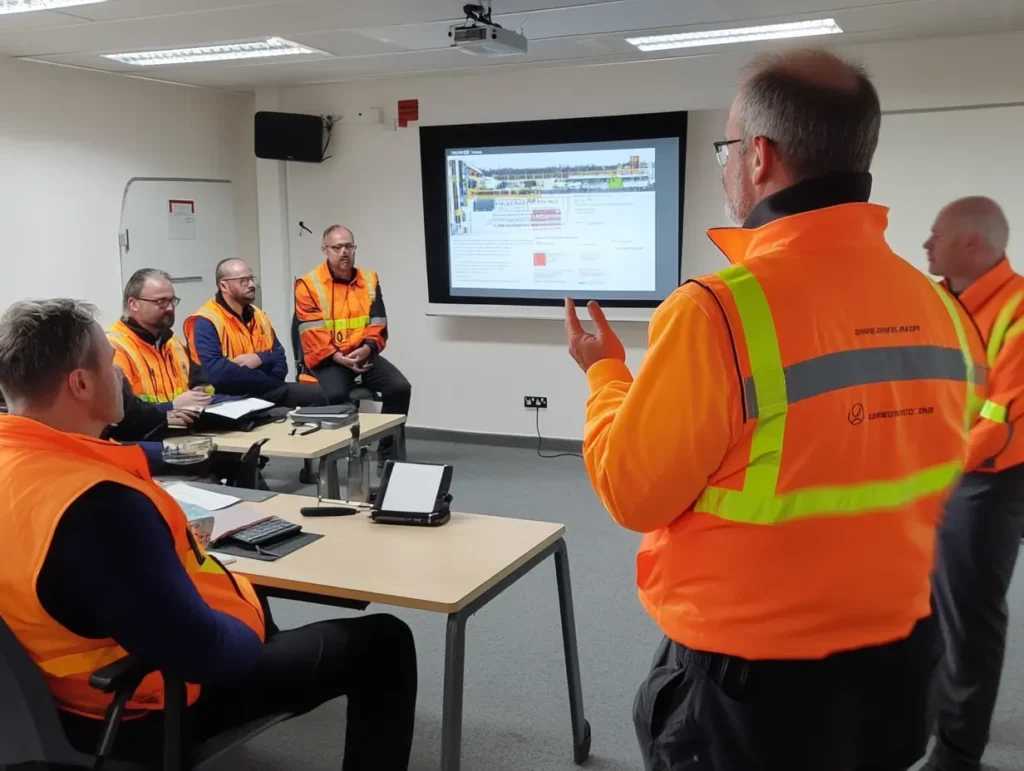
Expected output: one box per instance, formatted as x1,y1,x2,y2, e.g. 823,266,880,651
0,416,265,719
294,263,385,369
183,299,275,363
107,319,190,404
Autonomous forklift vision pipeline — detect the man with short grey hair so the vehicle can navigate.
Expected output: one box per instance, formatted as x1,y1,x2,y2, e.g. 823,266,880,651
565,48,985,771
0,298,418,768
924,196,1024,771
110,268,211,427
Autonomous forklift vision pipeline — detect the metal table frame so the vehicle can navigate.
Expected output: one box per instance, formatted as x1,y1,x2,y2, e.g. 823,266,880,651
311,421,408,499
258,535,590,771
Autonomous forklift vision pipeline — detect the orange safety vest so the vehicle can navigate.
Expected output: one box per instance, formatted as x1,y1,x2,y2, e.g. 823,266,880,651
107,319,190,405
294,263,386,369
183,298,276,364
947,258,1024,472
632,203,985,659
0,416,265,719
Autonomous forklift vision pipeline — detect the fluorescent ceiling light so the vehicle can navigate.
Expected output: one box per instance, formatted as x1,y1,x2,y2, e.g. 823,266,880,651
626,18,843,52
0,0,106,14
104,37,323,66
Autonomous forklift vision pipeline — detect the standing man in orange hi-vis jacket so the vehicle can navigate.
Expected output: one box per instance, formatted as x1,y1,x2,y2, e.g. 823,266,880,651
565,48,987,771
295,225,411,459
922,197,1024,771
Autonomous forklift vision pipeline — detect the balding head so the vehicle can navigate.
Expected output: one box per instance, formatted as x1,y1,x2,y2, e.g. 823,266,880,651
925,196,1009,289
722,47,881,223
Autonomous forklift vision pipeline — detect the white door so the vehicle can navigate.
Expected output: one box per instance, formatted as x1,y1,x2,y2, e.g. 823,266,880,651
119,178,237,330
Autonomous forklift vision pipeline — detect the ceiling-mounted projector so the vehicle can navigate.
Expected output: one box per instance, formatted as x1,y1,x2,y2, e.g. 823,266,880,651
448,2,527,57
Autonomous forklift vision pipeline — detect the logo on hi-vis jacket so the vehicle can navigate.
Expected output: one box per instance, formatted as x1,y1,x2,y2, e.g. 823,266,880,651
848,403,865,426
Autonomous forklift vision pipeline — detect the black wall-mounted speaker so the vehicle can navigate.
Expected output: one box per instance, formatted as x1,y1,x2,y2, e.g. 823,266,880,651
254,111,325,163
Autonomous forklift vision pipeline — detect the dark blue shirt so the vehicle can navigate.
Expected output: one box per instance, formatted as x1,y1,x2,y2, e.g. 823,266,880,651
36,482,262,685
190,310,288,397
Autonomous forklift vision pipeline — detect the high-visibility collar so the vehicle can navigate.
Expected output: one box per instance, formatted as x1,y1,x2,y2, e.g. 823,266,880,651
707,202,891,265
0,414,150,475
325,262,364,288
215,291,256,325
954,258,1016,316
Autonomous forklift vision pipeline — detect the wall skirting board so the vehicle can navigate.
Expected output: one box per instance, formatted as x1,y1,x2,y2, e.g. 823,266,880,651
405,426,583,454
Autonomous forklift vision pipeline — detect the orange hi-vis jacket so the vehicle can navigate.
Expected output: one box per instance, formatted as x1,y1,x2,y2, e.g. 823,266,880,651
0,416,265,718
107,319,190,405
948,258,1024,472
183,297,275,363
294,262,387,369
584,192,986,660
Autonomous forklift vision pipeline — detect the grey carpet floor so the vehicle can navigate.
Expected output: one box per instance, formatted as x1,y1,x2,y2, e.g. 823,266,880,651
205,439,1024,771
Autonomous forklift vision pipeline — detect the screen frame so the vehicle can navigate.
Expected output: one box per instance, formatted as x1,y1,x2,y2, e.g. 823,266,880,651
419,111,688,309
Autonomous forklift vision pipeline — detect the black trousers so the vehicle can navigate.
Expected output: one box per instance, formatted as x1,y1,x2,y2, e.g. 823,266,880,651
60,600,418,771
313,356,411,455
258,381,328,408
926,466,1024,771
634,616,940,771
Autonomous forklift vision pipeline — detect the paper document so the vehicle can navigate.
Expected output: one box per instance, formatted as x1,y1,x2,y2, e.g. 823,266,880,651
207,552,236,565
165,483,240,511
209,505,272,543
381,463,445,514
205,397,275,420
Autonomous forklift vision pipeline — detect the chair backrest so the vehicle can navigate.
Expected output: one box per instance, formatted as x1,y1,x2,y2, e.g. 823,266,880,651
290,312,306,376
0,615,89,766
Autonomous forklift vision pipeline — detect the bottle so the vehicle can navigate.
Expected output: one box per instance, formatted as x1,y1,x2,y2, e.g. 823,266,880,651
347,425,371,502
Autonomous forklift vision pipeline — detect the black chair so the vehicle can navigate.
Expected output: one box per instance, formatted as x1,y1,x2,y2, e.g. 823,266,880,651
289,312,379,406
0,616,290,770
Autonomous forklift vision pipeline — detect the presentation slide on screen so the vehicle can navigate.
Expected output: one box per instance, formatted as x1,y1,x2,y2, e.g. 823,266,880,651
444,138,680,302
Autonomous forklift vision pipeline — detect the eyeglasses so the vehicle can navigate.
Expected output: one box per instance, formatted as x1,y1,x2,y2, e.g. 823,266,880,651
326,244,358,254
136,296,181,309
714,139,742,167
222,276,259,287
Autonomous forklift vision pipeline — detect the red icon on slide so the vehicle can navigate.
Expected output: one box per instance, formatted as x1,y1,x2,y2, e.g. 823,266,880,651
533,253,547,267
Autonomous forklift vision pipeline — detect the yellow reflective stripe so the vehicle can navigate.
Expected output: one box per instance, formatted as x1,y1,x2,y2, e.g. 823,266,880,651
718,264,787,498
980,400,1009,423
324,316,369,331
364,270,378,302
986,291,1024,366
929,281,978,432
1005,317,1024,345
308,273,331,316
298,320,322,335
695,460,963,525
38,645,127,678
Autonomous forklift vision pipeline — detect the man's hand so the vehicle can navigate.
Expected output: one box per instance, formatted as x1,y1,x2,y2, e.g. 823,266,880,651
167,410,198,429
173,388,212,412
231,353,263,369
565,298,626,373
348,345,372,364
332,350,372,374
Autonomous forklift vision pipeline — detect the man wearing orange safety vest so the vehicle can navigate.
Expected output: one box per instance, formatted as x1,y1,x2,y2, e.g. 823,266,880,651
184,258,326,408
108,268,212,431
923,197,1024,771
0,299,417,767
295,225,411,457
566,50,987,771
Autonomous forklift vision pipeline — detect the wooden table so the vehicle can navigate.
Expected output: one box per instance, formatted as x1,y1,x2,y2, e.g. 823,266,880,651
200,412,407,499
232,493,591,771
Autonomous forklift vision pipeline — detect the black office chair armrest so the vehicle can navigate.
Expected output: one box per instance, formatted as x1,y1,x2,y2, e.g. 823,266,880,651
89,655,155,694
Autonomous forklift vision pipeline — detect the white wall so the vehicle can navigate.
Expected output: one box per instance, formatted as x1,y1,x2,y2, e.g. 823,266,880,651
0,57,258,326
265,30,1024,440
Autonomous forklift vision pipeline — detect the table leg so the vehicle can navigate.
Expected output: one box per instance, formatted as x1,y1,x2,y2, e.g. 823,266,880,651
317,453,342,499
396,422,408,462
441,612,467,771
553,538,591,764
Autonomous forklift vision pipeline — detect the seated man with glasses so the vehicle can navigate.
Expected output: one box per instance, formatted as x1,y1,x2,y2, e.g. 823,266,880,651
109,268,212,424
295,225,411,460
185,258,326,408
